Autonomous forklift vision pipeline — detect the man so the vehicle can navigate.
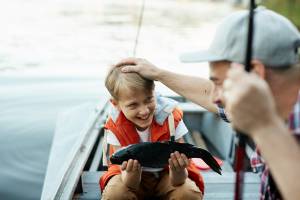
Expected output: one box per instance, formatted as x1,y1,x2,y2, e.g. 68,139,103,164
223,66,300,199
117,7,300,199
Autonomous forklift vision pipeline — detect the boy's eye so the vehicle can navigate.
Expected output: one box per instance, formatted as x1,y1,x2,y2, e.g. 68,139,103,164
145,97,154,103
127,103,138,109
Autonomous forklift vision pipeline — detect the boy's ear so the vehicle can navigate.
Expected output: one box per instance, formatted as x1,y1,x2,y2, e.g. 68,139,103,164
110,98,118,106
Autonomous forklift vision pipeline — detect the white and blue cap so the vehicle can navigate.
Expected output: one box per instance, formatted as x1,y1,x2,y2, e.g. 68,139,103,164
180,7,300,68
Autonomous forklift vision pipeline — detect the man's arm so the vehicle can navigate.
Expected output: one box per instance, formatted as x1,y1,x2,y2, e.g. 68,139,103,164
254,117,300,200
116,58,218,113
224,67,300,199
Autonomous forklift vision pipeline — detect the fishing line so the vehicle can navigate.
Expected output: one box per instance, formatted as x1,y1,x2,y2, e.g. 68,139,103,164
133,0,146,57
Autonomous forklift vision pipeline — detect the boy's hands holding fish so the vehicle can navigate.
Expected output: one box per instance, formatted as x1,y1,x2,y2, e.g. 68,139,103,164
168,151,190,186
120,159,142,190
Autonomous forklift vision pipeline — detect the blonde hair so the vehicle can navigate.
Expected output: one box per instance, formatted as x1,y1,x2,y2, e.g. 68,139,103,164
105,65,154,100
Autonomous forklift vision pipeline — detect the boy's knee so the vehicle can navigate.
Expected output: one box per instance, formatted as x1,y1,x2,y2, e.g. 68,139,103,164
168,187,203,200
101,175,138,200
167,180,203,200
102,186,138,200
180,189,203,200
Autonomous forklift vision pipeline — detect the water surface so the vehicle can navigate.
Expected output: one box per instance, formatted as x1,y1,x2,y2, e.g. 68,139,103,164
0,0,233,199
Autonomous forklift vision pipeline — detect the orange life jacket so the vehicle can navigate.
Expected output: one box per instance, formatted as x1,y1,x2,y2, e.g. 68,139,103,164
99,106,204,193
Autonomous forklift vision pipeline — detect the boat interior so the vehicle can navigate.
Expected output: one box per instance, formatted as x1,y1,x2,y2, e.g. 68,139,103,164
42,96,261,200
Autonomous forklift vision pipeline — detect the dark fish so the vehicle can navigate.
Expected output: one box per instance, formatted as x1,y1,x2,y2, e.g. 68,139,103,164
110,141,222,175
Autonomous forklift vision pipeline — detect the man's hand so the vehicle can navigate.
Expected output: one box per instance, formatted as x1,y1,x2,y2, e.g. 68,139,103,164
115,58,161,80
168,151,189,186
121,159,142,190
223,66,278,137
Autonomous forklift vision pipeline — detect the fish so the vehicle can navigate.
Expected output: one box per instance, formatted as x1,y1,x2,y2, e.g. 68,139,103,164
110,141,222,175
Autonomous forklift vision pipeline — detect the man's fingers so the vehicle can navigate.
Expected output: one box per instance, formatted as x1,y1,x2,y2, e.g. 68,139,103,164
223,66,247,105
230,62,244,69
223,79,234,90
227,66,244,81
115,57,137,67
121,65,139,73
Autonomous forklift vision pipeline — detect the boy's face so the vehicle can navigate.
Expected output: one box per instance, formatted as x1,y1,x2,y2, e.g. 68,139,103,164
113,88,156,131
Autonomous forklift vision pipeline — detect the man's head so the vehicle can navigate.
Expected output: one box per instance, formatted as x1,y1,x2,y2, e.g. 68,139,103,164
181,7,300,67
105,66,156,130
262,62,300,119
181,7,300,117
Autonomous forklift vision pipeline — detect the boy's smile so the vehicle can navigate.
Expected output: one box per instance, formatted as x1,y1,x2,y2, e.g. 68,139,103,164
113,87,156,131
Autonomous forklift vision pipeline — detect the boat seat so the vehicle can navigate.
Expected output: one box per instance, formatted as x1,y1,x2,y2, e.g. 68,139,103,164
73,171,260,200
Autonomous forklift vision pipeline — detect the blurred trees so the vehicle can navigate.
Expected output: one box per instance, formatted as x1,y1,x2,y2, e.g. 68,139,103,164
262,0,300,29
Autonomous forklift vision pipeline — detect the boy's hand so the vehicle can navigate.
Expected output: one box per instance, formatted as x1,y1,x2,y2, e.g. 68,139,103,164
121,159,142,190
168,151,189,186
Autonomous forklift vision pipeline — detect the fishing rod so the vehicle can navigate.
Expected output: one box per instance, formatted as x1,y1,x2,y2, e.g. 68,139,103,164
132,0,176,143
234,0,256,199
102,0,146,169
133,0,146,57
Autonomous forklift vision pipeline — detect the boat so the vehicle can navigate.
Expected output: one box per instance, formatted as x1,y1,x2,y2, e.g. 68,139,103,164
41,95,260,200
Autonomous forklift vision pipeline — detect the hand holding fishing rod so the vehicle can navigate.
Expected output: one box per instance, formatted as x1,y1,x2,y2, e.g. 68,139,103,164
224,66,278,136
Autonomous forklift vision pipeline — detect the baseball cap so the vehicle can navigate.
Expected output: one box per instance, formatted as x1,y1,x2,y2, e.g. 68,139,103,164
180,7,300,68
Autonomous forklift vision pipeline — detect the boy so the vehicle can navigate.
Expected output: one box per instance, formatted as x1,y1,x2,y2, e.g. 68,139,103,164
100,66,204,200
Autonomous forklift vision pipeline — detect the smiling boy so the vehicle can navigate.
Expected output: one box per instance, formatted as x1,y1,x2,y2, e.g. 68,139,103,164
100,65,204,200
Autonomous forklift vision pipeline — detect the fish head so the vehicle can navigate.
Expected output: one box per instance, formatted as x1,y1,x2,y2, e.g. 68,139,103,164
110,147,132,165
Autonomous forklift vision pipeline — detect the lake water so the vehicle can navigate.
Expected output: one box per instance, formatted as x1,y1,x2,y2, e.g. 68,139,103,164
0,0,234,199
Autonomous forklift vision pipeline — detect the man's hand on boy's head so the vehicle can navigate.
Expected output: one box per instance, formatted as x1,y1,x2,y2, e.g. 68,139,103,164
115,57,160,81
115,57,138,68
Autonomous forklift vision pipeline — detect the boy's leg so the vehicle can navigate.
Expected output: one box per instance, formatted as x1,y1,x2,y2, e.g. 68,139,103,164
155,172,203,200
139,172,161,198
101,174,141,200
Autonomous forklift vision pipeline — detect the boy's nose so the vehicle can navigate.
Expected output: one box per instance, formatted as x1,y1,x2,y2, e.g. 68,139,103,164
139,106,150,116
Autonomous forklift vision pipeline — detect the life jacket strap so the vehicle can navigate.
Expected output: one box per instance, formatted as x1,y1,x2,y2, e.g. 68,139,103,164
102,130,109,167
168,113,175,141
